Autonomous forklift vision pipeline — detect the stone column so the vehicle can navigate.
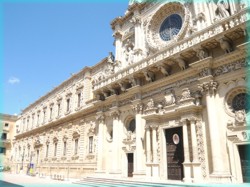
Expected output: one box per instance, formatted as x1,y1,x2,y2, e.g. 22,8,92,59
131,16,143,62
182,119,192,182
96,113,105,174
145,124,151,177
145,125,151,163
133,103,146,177
110,110,121,175
114,32,122,63
190,118,202,182
198,81,229,180
151,124,159,178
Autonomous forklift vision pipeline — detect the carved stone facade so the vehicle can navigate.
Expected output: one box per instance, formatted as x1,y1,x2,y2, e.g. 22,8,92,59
11,0,249,184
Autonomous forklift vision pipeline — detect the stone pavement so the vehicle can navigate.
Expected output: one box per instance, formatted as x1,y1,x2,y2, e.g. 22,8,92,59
0,172,80,187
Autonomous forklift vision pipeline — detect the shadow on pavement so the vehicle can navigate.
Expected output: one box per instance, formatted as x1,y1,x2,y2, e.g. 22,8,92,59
0,180,24,187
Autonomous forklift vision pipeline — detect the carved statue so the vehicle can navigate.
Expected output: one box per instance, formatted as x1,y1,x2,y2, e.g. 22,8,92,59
158,65,170,76
176,58,186,70
215,0,230,18
219,38,233,54
196,48,209,60
129,77,137,87
143,71,155,82
107,52,115,64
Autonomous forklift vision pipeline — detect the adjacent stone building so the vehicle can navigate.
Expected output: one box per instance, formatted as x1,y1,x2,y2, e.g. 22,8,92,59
0,113,17,169
12,0,249,183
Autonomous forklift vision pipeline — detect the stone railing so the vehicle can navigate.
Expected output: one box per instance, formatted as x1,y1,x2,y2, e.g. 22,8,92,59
93,8,249,92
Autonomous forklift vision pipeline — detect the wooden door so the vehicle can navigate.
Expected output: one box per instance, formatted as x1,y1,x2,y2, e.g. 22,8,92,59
127,153,134,177
238,145,250,183
165,127,184,180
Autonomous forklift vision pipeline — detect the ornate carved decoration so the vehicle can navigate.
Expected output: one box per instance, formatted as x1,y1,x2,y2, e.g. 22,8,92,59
196,120,207,179
213,58,246,77
164,90,176,106
235,110,246,125
199,68,212,78
198,81,218,95
132,103,143,114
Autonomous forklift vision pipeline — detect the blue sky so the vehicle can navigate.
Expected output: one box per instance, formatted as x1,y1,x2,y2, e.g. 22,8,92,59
2,0,128,115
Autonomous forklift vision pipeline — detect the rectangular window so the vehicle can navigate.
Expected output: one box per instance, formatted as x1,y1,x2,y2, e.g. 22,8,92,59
89,136,93,154
28,147,30,158
37,114,40,125
5,123,9,127
46,144,49,158
57,104,60,116
50,107,53,119
43,111,46,123
77,93,81,107
1,133,7,140
37,150,39,163
0,148,6,154
32,115,34,128
27,119,29,130
23,119,26,131
63,142,67,156
74,139,78,155
66,98,70,112
54,143,57,157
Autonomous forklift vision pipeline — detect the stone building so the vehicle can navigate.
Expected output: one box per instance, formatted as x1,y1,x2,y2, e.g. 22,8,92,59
0,113,17,168
12,0,249,183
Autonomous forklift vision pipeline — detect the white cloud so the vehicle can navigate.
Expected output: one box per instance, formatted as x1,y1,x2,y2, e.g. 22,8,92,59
8,77,20,84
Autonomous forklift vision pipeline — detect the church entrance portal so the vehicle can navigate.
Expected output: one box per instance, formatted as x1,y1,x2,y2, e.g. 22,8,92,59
165,127,184,180
127,153,134,177
238,144,250,183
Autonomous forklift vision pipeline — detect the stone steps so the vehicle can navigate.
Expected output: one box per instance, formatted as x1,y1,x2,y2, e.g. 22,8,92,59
74,177,187,187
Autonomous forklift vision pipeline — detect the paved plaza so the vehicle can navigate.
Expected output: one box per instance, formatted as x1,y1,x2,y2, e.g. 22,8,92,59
0,172,79,187
0,172,250,187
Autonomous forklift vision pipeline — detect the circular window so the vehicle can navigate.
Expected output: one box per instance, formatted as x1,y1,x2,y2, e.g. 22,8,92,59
232,93,246,112
225,87,247,117
128,119,136,132
159,14,182,41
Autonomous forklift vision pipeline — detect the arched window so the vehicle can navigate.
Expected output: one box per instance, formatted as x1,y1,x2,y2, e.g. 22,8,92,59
128,119,136,133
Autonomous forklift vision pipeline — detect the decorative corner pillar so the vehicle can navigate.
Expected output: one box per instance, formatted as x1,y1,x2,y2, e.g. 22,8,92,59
190,118,202,182
181,119,192,183
95,112,105,174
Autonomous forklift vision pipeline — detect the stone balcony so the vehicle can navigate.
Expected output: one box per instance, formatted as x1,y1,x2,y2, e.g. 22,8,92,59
93,8,249,99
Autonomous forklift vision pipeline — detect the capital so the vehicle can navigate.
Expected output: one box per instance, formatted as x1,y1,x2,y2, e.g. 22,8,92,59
198,81,218,95
132,103,143,114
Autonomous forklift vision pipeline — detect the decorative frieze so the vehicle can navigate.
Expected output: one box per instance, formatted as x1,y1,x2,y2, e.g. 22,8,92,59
213,58,246,77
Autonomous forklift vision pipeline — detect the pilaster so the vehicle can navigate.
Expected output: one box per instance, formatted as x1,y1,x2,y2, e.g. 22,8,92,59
181,119,192,183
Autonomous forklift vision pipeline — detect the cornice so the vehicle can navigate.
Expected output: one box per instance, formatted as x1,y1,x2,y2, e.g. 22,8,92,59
22,66,92,114
94,8,249,92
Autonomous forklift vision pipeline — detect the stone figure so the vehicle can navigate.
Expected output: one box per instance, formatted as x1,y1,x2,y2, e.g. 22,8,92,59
196,48,209,60
158,65,170,76
216,0,230,18
143,71,155,82
107,52,115,64
219,38,233,54
176,58,186,70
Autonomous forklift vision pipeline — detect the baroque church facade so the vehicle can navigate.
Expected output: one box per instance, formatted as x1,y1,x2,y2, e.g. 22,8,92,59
12,0,249,183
